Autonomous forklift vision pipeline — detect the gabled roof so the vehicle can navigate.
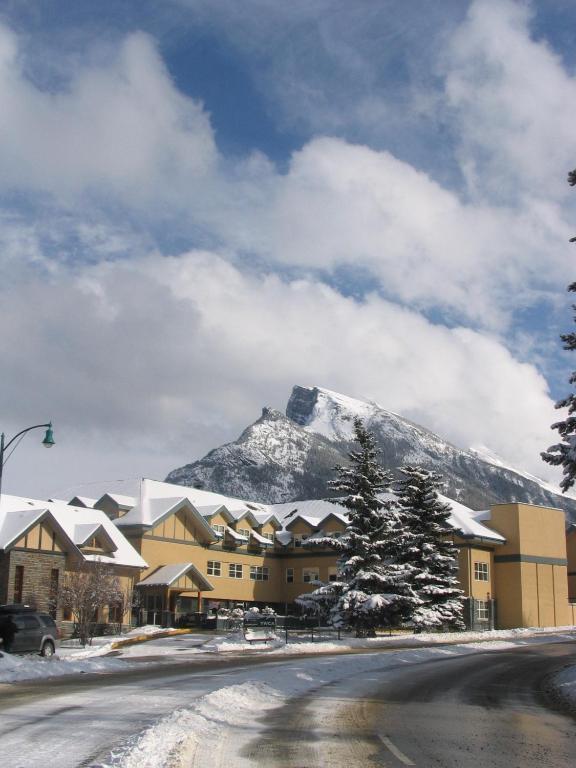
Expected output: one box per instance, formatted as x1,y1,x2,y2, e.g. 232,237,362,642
69,496,97,508
250,530,274,547
105,478,505,548
224,526,248,543
251,511,282,529
73,523,118,552
96,493,136,509
117,494,218,544
0,495,147,568
137,563,213,591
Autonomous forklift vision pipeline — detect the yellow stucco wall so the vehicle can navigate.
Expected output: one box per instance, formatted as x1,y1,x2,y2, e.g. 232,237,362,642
567,529,576,600
488,504,571,628
126,503,576,629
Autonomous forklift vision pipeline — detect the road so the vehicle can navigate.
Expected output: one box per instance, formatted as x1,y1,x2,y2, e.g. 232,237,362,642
0,638,574,767
247,641,576,768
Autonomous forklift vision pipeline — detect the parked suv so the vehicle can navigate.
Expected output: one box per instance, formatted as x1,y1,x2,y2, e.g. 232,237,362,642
0,605,60,657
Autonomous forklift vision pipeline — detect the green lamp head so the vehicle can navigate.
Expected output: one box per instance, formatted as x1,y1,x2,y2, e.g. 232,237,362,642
42,423,55,448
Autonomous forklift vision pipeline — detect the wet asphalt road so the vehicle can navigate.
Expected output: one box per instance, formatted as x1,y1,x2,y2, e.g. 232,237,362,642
247,641,576,768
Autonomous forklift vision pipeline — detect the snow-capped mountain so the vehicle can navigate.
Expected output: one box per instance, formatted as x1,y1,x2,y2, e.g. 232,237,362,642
166,385,576,521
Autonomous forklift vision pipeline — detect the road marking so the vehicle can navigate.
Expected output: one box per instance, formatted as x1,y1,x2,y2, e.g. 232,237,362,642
379,735,416,766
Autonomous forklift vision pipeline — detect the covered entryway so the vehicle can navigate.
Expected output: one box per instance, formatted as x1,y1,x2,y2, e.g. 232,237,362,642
136,563,214,627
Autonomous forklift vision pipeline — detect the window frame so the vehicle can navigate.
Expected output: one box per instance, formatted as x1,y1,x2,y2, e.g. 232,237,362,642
249,565,270,581
303,568,319,584
228,563,243,579
474,561,489,582
207,560,221,577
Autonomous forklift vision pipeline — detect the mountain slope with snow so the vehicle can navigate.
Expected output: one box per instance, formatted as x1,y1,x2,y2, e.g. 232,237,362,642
166,385,576,521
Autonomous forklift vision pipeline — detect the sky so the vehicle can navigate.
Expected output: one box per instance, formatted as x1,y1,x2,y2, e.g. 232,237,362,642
1,0,576,500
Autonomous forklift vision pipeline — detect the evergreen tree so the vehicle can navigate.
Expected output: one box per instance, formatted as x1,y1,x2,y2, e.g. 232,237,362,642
542,169,576,491
300,418,420,637
542,287,576,491
395,466,464,629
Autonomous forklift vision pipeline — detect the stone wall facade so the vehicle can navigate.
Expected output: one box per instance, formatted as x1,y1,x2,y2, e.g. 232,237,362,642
0,548,66,620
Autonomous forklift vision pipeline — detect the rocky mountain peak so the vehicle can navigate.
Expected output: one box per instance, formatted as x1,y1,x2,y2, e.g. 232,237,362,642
166,384,576,521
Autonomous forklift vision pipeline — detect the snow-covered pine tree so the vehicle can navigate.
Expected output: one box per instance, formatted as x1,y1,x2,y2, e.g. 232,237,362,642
395,466,464,629
542,168,576,491
304,417,419,637
542,285,576,491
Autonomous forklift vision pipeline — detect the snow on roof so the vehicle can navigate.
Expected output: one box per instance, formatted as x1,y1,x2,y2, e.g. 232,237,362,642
250,530,273,546
269,498,343,526
69,496,97,508
0,495,147,568
97,493,136,509
225,526,248,542
251,511,282,528
438,495,505,543
0,504,50,550
137,563,213,591
103,478,504,547
72,523,118,552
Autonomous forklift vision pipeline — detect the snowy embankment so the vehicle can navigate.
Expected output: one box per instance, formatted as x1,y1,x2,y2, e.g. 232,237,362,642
0,625,170,682
94,631,576,768
0,651,129,682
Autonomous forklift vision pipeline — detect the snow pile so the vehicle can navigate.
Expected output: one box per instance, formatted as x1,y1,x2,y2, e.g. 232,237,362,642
0,651,128,682
96,682,283,768
550,665,576,709
203,631,284,653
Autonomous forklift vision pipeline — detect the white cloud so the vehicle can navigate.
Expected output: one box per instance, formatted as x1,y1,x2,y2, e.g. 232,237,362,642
0,26,216,202
445,0,576,200
0,250,559,497
0,4,573,497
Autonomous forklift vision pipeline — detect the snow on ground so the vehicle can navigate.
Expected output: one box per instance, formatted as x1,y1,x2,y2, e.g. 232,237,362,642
0,650,128,682
2,624,574,684
93,631,576,768
198,625,576,655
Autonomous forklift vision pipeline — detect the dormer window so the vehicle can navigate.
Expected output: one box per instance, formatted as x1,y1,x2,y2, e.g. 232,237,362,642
293,533,309,548
212,524,225,536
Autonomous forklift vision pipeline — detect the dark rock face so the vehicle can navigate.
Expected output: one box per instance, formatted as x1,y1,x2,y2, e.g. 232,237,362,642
166,385,576,522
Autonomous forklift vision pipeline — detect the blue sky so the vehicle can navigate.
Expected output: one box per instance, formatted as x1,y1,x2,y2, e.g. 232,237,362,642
1,0,576,498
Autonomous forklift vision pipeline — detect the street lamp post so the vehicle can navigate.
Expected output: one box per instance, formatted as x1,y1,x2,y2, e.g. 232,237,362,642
0,422,55,500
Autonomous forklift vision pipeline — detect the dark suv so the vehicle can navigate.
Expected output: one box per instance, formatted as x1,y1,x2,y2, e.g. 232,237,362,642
0,605,60,657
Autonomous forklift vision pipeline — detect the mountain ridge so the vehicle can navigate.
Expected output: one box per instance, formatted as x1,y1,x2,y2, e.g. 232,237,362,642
166,385,576,521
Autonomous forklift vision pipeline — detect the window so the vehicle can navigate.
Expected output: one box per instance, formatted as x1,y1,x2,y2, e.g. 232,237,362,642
250,566,269,581
238,528,250,539
13,565,24,603
229,563,243,579
474,562,489,581
303,569,319,583
207,561,221,577
326,531,341,539
475,601,490,621
293,533,308,548
212,524,225,536
109,603,123,623
262,532,275,542
49,569,59,619
328,567,338,582
286,568,294,584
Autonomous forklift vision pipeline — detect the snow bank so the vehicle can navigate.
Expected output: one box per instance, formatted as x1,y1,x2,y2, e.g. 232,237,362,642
0,651,128,683
96,682,284,768
198,626,576,655
550,665,576,710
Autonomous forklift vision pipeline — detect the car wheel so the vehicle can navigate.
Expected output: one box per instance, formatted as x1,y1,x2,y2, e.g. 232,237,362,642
40,640,55,658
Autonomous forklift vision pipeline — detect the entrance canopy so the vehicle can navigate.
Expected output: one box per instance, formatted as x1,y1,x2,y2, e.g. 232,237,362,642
137,563,214,592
